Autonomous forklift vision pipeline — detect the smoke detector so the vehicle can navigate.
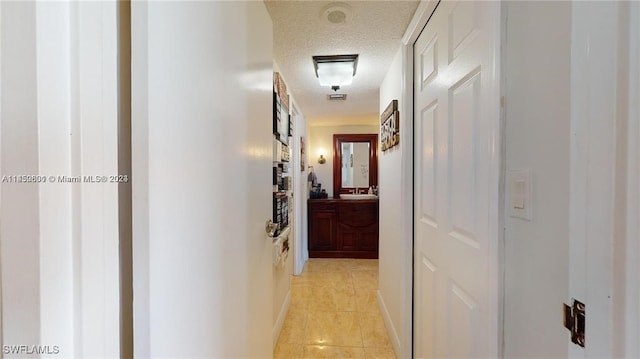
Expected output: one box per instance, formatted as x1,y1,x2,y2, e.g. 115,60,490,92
320,3,352,25
327,94,347,101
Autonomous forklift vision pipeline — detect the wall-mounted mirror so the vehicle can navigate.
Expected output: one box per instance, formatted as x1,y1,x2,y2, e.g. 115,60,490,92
333,134,378,196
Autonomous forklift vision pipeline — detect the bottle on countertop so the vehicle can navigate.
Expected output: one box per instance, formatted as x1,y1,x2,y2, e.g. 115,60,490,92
368,186,373,195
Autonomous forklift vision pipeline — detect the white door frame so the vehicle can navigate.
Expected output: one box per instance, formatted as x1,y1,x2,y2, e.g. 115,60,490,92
399,2,439,356
401,1,504,356
0,2,3,353
569,1,640,357
398,1,439,356
290,100,308,275
0,2,121,356
625,1,640,357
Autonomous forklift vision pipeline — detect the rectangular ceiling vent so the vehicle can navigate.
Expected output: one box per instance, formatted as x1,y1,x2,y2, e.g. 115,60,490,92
327,94,347,101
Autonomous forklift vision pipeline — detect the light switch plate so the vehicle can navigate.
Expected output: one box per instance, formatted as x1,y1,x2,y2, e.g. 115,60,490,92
508,169,532,221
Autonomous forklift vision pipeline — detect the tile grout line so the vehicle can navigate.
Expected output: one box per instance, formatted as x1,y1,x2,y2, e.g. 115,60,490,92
351,267,367,350
276,259,388,358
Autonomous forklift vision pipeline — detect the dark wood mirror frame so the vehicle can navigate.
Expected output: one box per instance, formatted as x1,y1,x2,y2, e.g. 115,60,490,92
333,133,378,197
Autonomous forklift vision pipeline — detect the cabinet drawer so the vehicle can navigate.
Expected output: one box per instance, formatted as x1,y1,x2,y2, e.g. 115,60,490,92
338,203,377,226
309,201,337,212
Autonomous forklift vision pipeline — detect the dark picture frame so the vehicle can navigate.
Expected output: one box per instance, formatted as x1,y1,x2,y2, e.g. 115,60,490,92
300,136,306,172
273,91,289,146
380,99,399,151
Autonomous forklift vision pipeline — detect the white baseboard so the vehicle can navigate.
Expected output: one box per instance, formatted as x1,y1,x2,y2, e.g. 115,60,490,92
377,290,403,358
273,290,291,348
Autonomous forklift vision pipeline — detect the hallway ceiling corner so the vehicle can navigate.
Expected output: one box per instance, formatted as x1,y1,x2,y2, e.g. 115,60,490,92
265,0,419,125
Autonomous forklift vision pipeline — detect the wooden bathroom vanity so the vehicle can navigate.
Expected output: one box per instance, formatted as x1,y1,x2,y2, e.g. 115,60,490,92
308,198,379,259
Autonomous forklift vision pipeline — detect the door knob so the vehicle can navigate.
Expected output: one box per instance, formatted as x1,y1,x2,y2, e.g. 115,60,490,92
265,219,278,237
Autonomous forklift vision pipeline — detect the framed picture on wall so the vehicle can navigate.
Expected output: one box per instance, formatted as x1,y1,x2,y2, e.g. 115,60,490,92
380,99,399,151
279,108,289,146
273,91,289,146
300,136,306,171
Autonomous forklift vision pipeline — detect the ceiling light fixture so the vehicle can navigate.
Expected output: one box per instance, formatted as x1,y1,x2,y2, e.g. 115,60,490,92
312,54,359,92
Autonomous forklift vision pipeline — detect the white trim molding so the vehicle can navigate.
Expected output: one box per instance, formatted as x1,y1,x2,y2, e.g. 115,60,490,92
272,290,291,348
402,0,439,46
625,1,640,357
399,2,439,357
569,1,637,357
377,290,402,357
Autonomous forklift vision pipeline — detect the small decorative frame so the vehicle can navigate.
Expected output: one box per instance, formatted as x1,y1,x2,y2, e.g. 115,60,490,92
380,99,400,151
300,136,306,172
273,72,290,146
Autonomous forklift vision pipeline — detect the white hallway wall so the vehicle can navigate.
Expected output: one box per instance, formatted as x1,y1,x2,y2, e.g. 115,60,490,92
271,60,310,278
271,63,301,344
503,1,571,357
272,88,309,341
502,4,635,356
293,99,309,276
377,48,407,358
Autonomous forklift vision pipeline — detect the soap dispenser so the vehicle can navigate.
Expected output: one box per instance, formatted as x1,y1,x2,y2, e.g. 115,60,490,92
368,186,373,195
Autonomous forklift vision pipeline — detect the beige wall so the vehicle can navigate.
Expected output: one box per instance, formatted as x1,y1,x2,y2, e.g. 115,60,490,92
308,124,378,197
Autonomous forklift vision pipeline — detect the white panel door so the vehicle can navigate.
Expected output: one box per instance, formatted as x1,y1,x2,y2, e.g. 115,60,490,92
132,2,273,357
413,1,501,357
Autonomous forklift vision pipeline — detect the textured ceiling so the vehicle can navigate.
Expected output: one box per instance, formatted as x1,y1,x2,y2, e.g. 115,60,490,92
265,0,419,125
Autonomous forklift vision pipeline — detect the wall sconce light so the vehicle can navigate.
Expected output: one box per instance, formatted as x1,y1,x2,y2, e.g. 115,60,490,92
312,54,359,92
318,154,326,164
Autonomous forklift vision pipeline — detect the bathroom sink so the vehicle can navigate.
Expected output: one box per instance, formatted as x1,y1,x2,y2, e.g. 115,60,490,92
340,194,378,200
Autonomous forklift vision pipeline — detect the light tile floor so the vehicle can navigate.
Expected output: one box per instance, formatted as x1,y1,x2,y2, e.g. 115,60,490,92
274,259,397,359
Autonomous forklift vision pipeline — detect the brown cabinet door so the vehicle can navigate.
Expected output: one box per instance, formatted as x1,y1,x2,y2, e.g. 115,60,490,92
309,211,336,251
337,223,358,251
358,224,378,251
